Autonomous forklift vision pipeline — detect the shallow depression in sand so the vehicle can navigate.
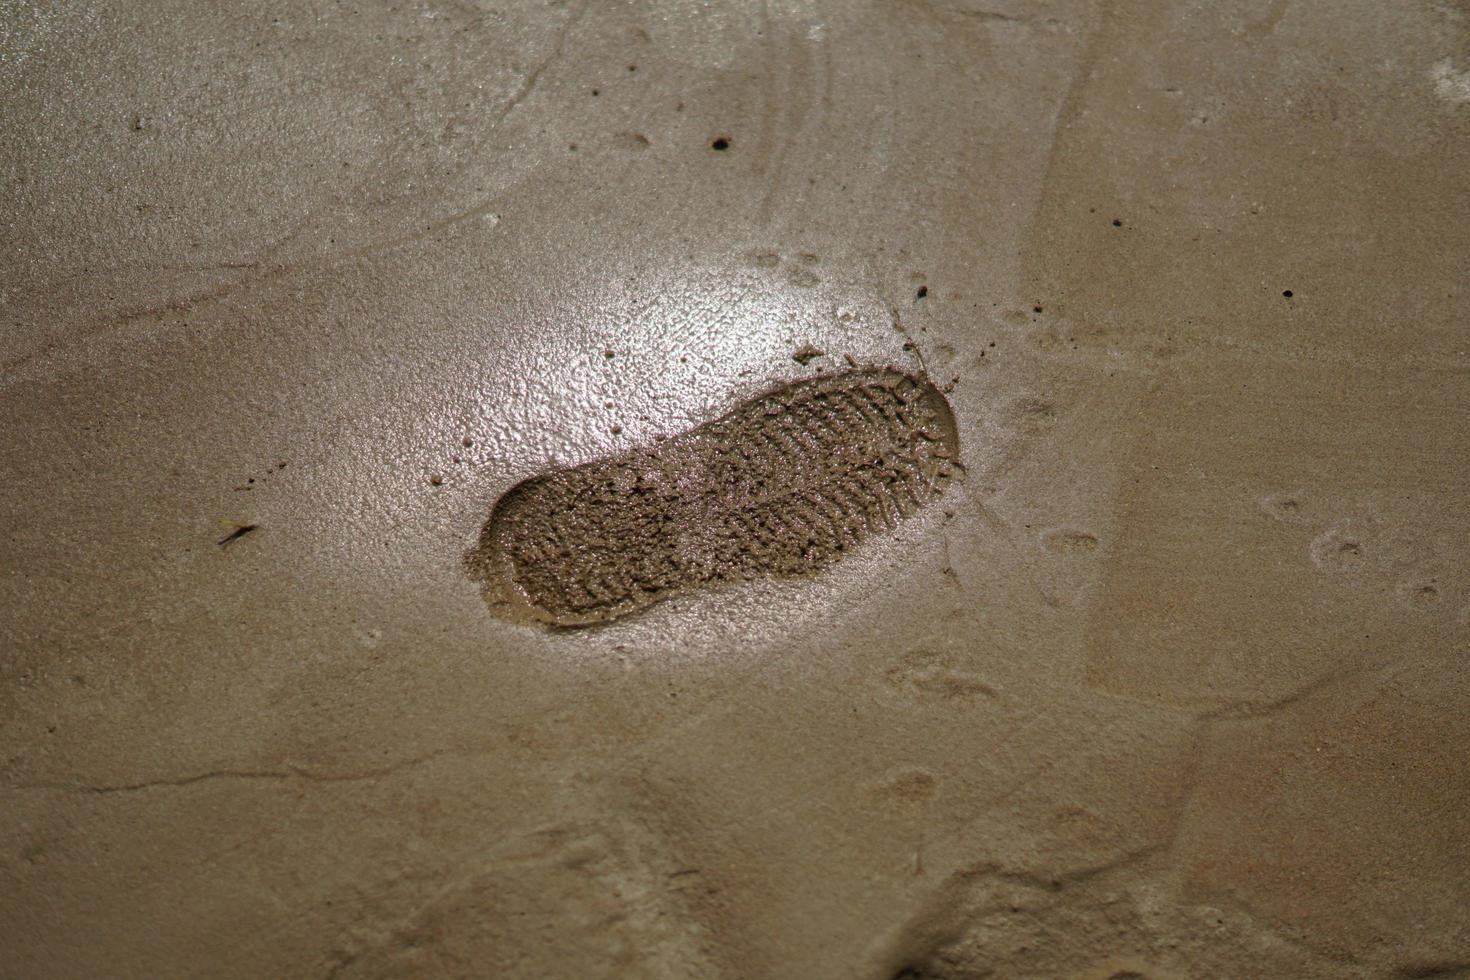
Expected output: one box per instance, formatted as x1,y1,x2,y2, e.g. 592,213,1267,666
467,368,963,626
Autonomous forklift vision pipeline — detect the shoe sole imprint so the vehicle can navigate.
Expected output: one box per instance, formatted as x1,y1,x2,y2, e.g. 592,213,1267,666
467,368,963,626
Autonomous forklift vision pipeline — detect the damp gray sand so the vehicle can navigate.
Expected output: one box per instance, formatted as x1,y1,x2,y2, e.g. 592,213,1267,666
468,368,963,626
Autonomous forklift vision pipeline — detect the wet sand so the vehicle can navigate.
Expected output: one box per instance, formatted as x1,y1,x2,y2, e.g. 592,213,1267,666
2,1,1467,977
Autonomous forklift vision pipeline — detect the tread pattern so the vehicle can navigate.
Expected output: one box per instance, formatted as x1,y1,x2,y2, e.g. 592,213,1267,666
468,368,962,625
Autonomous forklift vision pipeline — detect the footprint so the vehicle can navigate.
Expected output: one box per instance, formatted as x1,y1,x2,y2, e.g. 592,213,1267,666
786,266,821,288
1397,582,1441,608
868,768,939,806
1011,396,1058,433
883,648,996,705
468,369,964,626
1258,490,1307,523
747,249,822,286
613,131,651,151
1309,526,1368,572
1042,528,1100,554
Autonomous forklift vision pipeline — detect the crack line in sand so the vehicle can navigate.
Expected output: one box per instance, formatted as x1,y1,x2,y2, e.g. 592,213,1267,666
2,749,450,795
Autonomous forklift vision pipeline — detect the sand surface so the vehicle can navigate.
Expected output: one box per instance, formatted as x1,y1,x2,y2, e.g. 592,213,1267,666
2,1,1468,977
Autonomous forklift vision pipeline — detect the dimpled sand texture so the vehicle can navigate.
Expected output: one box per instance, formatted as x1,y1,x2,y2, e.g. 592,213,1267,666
468,368,963,626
